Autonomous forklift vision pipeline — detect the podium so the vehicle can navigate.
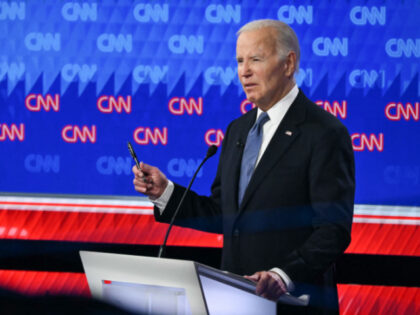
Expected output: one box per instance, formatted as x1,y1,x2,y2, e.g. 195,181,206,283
80,251,277,315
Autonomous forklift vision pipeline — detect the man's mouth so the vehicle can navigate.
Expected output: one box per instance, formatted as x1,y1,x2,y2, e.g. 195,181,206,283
244,83,257,89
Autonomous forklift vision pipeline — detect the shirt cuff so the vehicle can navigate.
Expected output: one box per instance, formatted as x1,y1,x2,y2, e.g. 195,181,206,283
149,180,174,214
270,267,295,292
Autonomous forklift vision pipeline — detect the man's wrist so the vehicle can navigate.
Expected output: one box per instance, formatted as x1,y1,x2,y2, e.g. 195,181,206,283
270,267,295,292
149,180,174,213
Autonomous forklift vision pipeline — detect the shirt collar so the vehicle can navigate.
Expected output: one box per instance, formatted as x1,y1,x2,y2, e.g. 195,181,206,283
256,84,299,125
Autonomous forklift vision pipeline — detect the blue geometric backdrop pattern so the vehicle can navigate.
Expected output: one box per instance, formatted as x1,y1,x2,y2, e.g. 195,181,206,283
0,0,419,206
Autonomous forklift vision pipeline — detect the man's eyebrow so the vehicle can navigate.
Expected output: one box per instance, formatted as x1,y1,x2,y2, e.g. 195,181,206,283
236,54,263,59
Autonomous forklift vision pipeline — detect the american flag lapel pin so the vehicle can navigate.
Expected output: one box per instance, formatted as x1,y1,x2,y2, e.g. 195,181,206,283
285,130,293,136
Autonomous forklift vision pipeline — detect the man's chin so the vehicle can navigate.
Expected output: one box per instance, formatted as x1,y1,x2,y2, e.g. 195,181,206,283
245,95,257,104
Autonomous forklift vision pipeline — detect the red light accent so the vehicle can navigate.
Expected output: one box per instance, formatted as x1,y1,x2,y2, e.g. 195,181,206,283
0,270,90,297
346,223,420,256
0,209,222,247
0,200,418,256
0,201,152,210
338,284,420,314
353,214,419,221
103,280,112,284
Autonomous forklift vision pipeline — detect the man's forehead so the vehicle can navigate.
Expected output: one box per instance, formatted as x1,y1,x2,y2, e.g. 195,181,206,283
236,28,277,54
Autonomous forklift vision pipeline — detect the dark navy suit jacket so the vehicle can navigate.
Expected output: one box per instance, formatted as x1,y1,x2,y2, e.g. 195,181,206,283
155,90,355,313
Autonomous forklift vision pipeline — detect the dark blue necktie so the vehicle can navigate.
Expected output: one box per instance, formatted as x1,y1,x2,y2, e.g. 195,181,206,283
238,112,270,205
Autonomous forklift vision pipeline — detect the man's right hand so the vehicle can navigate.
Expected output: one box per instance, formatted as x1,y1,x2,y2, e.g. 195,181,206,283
132,162,168,199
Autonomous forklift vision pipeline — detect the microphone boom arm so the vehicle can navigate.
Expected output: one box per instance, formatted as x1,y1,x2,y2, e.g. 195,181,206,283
158,145,217,258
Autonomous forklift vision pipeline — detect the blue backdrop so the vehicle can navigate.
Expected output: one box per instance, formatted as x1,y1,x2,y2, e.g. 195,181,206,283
0,0,419,206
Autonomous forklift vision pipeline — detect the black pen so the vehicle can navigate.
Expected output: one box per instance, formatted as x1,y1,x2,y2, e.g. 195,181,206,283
127,141,141,170
127,141,148,183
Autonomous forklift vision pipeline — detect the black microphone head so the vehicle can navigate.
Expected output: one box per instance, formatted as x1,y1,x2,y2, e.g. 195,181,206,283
206,145,218,158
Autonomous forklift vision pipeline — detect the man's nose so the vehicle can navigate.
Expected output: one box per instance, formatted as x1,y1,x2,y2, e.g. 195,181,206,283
240,61,252,77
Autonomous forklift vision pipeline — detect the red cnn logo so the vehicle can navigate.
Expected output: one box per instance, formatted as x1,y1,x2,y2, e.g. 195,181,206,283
316,100,347,119
0,123,25,141
205,129,224,146
385,102,419,121
168,97,203,115
240,99,256,114
351,133,384,152
97,95,132,113
133,127,168,145
62,125,97,143
25,94,60,112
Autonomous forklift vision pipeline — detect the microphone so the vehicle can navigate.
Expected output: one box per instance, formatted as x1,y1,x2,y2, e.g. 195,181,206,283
158,145,218,258
206,144,218,158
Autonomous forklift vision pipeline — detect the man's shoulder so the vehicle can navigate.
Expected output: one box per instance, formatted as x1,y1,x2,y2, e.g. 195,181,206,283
227,107,257,129
298,91,349,134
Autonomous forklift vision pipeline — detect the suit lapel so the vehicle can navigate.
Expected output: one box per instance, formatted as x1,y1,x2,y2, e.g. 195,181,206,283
238,92,307,211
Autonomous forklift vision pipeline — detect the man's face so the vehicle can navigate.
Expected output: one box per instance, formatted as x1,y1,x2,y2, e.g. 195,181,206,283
236,27,294,111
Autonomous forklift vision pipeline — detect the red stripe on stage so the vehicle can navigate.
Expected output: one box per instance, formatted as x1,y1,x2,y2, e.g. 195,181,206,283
345,223,420,256
0,270,90,297
337,284,420,315
0,208,419,255
0,209,222,247
353,214,419,221
0,201,153,210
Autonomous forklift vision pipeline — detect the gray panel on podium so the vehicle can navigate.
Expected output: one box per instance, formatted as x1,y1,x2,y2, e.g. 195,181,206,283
80,251,276,315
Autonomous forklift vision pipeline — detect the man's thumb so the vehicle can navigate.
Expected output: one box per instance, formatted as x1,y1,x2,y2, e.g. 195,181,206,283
140,162,152,173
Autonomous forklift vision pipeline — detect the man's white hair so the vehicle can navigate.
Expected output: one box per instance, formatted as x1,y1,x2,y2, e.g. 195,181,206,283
237,19,300,73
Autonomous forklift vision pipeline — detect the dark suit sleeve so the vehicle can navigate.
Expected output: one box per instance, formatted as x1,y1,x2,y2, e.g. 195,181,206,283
153,122,234,234
281,125,355,283
153,182,223,234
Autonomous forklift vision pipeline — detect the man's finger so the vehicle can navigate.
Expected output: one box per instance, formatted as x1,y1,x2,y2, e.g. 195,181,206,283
140,162,154,173
132,165,140,174
244,272,261,282
255,273,269,295
132,165,147,180
252,271,288,300
133,178,147,190
263,279,281,300
133,184,147,193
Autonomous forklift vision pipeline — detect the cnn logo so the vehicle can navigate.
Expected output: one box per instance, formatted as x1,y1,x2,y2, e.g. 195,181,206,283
133,127,168,145
168,97,203,115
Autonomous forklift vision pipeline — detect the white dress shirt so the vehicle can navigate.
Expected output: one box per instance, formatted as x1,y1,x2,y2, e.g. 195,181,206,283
150,84,299,292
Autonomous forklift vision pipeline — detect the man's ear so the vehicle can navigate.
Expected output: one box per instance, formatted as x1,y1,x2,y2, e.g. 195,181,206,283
284,51,297,77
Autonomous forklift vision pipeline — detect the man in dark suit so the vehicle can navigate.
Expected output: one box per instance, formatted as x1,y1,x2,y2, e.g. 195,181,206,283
133,19,354,314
